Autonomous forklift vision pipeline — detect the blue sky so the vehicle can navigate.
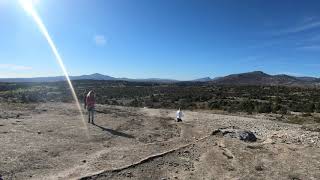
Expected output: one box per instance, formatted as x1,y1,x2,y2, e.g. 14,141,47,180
1,0,320,80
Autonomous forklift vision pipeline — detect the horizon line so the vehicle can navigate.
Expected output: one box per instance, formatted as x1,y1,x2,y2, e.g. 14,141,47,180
0,70,319,80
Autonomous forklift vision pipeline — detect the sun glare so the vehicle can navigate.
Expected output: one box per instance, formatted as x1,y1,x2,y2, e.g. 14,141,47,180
19,0,34,14
19,0,89,137
19,0,40,13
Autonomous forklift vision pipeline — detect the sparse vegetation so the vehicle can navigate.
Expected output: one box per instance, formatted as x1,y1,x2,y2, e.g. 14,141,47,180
1,80,320,119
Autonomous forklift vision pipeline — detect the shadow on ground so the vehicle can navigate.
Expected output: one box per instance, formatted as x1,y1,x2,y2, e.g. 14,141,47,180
93,124,134,139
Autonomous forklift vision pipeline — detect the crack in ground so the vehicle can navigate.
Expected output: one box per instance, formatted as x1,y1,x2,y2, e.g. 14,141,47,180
79,134,212,180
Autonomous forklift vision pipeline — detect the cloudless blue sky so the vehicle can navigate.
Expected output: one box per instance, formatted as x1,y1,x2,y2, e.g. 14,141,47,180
1,0,320,80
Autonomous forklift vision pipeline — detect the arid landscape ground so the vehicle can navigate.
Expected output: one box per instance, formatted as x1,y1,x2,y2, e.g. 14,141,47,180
1,102,319,180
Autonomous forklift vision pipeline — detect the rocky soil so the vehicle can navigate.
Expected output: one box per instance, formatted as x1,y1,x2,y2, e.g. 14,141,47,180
0,102,319,180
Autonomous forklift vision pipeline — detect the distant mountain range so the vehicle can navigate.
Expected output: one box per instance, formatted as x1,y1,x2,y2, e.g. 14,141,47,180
1,71,320,87
0,73,179,83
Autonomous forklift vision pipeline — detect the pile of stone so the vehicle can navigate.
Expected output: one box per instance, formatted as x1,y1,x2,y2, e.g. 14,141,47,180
212,128,257,142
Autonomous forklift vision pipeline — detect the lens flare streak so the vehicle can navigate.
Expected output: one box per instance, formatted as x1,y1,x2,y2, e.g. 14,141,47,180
19,0,88,136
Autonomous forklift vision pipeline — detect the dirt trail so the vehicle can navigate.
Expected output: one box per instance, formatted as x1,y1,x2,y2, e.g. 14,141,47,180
0,103,319,180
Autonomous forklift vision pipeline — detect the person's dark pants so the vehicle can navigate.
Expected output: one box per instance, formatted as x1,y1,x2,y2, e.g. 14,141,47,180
177,118,182,122
88,107,95,124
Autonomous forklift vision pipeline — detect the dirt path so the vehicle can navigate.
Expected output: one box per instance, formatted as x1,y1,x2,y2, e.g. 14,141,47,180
0,103,319,180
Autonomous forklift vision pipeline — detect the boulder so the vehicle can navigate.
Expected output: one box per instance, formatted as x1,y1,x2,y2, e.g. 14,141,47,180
239,131,257,142
212,128,257,142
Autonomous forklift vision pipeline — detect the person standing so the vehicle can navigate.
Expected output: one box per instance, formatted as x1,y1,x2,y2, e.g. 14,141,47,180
176,108,183,122
85,90,96,124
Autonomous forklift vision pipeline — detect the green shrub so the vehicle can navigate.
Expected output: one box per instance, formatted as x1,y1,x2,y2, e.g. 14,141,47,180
239,100,255,114
257,103,272,113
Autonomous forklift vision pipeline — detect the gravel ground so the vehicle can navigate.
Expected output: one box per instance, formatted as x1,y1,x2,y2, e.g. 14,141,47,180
0,102,319,180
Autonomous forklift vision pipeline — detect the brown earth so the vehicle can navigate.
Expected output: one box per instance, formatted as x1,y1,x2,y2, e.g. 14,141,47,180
0,102,319,180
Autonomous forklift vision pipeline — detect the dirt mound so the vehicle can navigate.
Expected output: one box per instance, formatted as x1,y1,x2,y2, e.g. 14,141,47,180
137,118,181,144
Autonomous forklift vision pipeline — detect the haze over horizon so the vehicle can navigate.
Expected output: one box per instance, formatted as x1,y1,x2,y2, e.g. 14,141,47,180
1,71,320,82
1,0,320,80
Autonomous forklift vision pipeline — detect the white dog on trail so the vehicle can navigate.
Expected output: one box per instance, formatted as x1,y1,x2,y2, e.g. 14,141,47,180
176,108,183,122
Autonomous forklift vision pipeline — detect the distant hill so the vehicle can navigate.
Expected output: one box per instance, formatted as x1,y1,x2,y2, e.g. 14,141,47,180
0,73,178,83
211,71,320,86
192,77,212,82
0,71,319,86
118,78,179,83
74,73,116,80
0,73,116,82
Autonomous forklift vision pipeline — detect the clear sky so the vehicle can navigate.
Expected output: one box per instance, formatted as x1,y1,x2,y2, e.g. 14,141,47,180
1,0,320,80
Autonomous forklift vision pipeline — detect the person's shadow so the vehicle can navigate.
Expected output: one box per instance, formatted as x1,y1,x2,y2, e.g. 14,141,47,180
93,124,134,139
